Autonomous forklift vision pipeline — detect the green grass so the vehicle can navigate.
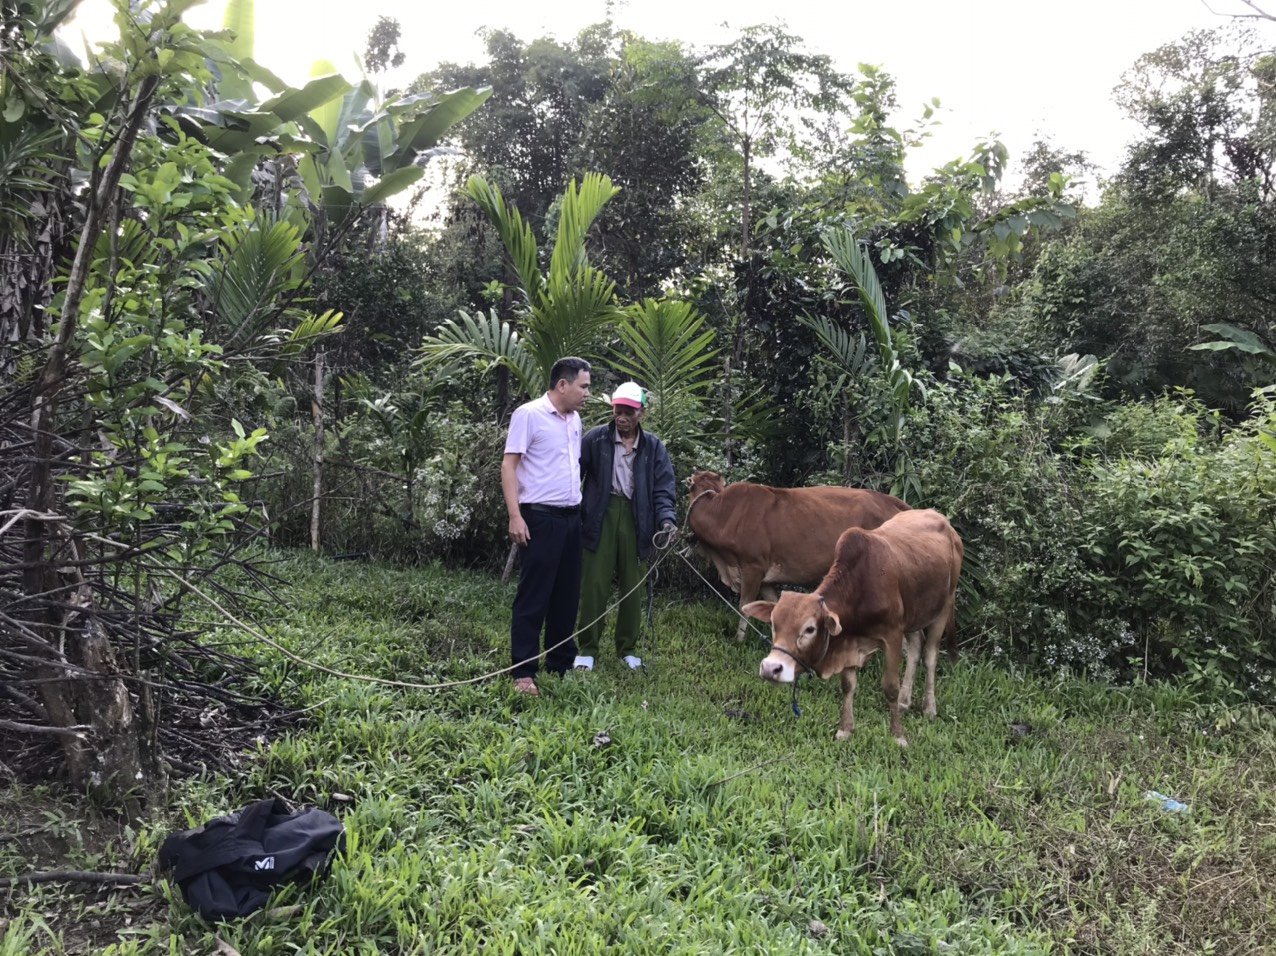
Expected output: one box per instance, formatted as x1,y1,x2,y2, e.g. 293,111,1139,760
3,551,1274,954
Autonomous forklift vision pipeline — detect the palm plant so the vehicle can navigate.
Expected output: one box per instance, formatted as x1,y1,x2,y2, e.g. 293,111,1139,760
796,312,872,482
610,298,718,461
416,173,625,395
819,228,925,498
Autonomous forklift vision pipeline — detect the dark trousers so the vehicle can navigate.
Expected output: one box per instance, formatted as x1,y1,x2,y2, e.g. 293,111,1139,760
511,507,582,679
578,496,643,659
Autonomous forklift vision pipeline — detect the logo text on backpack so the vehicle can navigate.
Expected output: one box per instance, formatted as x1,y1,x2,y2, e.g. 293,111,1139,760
255,856,275,871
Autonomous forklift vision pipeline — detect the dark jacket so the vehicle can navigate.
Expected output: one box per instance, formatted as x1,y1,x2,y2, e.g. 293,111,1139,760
158,798,345,921
581,422,677,561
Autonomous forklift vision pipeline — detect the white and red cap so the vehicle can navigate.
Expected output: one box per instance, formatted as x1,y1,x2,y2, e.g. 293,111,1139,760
609,381,646,409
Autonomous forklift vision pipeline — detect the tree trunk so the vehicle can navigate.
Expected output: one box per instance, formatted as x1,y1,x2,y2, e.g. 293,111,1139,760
741,136,752,261
725,134,756,471
842,399,856,483
37,596,163,818
24,74,161,809
310,349,326,553
496,267,516,419
722,353,735,469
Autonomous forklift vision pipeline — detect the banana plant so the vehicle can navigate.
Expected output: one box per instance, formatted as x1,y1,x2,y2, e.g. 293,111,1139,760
1191,323,1276,372
417,173,625,395
291,75,492,233
168,0,491,230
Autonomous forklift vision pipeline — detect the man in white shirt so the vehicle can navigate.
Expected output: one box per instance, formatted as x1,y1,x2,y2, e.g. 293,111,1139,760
501,357,592,696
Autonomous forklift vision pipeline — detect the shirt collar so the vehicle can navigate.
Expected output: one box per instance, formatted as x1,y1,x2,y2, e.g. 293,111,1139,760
612,423,641,450
539,393,572,419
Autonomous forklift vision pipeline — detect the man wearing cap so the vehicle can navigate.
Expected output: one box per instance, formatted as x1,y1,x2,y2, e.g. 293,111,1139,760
502,357,592,696
575,381,678,671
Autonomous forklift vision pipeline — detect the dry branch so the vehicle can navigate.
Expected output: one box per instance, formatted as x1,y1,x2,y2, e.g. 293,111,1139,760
0,870,147,888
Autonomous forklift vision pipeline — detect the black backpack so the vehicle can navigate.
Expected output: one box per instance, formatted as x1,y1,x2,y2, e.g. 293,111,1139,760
158,798,345,921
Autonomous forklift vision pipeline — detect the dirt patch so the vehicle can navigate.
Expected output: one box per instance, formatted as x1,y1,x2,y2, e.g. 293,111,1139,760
0,792,165,954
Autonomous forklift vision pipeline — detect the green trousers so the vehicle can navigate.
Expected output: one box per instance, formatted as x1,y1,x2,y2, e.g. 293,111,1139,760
578,495,644,659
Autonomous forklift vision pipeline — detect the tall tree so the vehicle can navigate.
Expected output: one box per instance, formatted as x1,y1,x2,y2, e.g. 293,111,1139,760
1116,25,1272,199
697,24,857,262
1003,26,1276,410
575,36,714,296
415,24,711,298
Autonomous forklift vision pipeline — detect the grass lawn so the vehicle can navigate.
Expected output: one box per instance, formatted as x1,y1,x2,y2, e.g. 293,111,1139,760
2,551,1274,954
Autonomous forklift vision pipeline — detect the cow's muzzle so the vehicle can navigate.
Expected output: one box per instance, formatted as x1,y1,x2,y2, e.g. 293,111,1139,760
758,654,794,683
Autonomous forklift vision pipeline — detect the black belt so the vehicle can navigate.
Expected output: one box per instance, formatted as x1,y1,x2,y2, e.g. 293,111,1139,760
522,503,580,515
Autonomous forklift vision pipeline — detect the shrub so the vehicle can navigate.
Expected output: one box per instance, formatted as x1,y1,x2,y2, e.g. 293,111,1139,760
1076,390,1276,701
907,376,1276,702
261,399,508,567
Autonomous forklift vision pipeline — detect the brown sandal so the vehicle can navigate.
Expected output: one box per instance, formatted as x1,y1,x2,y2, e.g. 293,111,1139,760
513,677,540,696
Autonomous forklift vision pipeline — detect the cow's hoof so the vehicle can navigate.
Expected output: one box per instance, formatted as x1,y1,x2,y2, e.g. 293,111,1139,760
894,736,909,748
834,728,854,741
898,700,911,713
924,706,937,720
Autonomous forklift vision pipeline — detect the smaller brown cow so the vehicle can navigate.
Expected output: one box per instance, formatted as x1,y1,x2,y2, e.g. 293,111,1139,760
745,509,962,747
686,470,909,642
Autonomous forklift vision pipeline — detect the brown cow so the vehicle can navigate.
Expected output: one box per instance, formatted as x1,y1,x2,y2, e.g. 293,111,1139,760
744,509,962,747
686,470,909,642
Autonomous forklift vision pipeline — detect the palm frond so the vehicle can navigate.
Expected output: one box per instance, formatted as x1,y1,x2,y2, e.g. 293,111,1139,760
204,215,305,345
466,175,544,305
796,313,870,383
0,126,64,238
546,173,620,285
821,229,891,355
610,298,720,454
613,299,718,396
281,308,344,352
416,308,540,395
821,227,920,415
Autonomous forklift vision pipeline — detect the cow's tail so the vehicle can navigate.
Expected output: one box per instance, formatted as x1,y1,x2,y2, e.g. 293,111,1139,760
944,606,959,663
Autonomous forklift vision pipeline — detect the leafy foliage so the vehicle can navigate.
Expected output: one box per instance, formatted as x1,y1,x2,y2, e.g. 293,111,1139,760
417,173,624,395
821,228,925,497
911,376,1276,702
610,298,720,465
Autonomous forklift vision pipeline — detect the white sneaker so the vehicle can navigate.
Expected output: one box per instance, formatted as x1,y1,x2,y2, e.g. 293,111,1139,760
573,656,594,671
623,655,643,670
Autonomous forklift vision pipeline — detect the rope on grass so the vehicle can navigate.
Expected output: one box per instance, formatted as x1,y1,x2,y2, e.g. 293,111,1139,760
668,547,774,651
704,753,795,787
164,530,684,694
668,548,809,716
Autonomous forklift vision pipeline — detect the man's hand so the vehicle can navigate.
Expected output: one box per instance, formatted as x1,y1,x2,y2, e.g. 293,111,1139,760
655,520,678,549
509,514,531,547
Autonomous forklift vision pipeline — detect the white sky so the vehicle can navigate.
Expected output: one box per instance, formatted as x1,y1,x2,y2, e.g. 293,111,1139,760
64,0,1273,190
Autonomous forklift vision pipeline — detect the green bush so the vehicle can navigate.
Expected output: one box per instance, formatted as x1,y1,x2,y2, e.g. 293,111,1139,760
1076,390,1276,701
261,399,509,567
907,373,1106,668
908,376,1276,702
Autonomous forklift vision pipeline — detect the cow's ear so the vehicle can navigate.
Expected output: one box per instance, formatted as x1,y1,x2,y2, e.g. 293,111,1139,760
742,601,775,623
824,611,842,636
